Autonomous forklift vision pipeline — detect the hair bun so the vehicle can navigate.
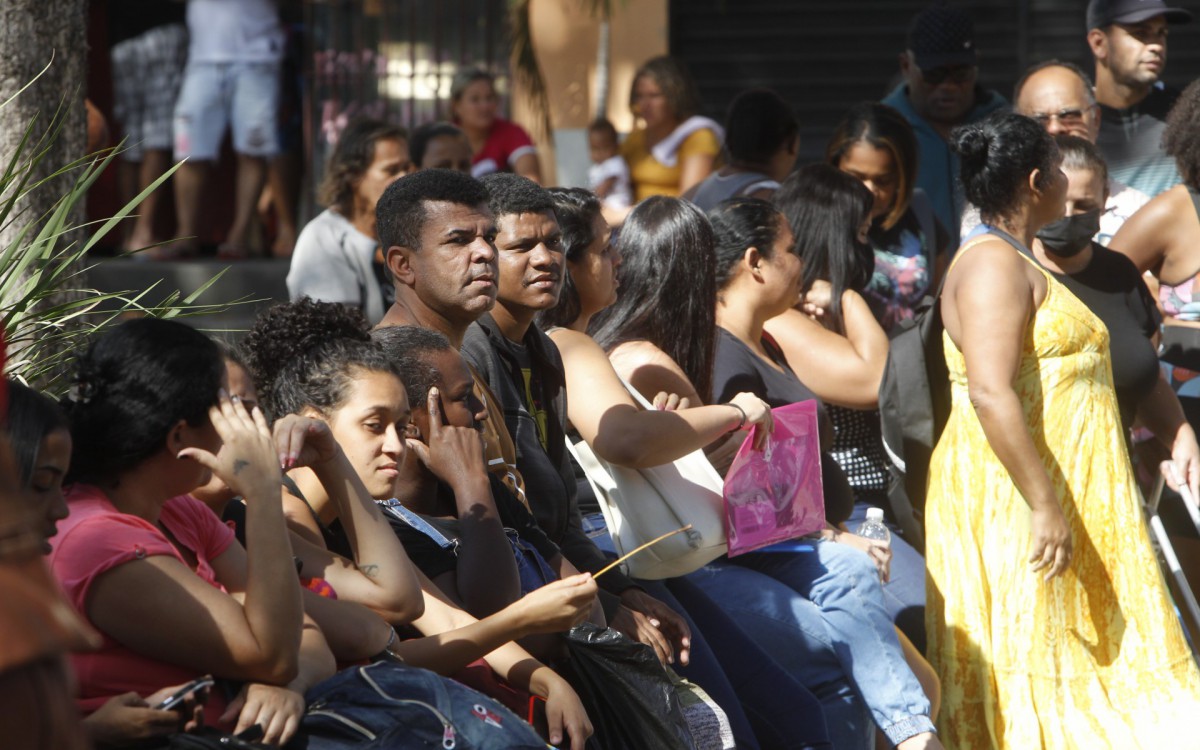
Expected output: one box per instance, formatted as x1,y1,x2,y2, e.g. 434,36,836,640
952,126,991,169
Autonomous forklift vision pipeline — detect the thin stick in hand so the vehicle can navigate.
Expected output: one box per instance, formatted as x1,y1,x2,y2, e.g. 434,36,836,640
593,524,694,579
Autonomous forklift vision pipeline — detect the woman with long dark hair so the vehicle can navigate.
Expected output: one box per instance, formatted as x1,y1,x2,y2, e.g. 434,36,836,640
763,164,928,653
593,196,943,750
928,112,1200,747
827,103,950,331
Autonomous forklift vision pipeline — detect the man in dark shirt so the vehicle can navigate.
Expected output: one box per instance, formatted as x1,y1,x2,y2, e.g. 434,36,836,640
457,172,694,666
373,169,690,663
1087,0,1192,197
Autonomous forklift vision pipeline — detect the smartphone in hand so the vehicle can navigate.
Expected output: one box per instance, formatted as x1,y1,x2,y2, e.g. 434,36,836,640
156,676,215,711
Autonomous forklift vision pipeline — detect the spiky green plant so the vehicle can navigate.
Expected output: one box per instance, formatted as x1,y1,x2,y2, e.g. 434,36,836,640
1,76,232,395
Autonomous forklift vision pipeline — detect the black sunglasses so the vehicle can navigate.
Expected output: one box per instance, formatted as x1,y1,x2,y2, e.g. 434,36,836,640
920,65,976,86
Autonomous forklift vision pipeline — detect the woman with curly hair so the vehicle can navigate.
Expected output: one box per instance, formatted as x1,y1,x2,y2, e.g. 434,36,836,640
1111,80,1200,412
287,118,411,324
240,297,596,748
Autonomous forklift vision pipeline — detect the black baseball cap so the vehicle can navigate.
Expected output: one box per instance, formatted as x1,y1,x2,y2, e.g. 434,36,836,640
907,3,978,70
1087,0,1192,29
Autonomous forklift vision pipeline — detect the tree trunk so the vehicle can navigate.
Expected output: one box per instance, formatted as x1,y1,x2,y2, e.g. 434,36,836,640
0,0,90,381
593,18,610,119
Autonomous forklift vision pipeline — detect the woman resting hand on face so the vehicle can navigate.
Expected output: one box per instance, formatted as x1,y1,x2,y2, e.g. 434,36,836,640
241,298,594,749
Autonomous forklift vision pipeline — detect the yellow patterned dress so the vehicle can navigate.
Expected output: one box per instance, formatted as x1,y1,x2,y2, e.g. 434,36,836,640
926,252,1200,749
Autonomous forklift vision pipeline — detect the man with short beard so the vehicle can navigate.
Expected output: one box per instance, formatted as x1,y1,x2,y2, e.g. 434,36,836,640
1088,0,1192,197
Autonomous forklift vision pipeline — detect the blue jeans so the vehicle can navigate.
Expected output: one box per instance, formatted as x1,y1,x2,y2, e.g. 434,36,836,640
684,558,873,750
588,514,830,749
665,575,833,749
729,540,935,745
847,499,928,654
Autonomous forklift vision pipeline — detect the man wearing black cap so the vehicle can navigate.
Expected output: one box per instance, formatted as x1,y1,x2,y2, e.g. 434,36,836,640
1088,0,1193,197
882,2,1007,244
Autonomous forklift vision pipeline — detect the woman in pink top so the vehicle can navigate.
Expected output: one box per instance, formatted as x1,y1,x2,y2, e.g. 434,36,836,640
50,318,326,745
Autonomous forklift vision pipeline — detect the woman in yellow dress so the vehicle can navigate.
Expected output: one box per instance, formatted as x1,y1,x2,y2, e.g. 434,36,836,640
927,111,1200,748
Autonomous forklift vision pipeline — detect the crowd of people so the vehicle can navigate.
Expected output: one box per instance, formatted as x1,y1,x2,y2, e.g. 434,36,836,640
8,0,1200,747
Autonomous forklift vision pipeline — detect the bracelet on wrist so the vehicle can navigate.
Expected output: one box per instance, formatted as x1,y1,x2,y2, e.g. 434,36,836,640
372,626,405,664
726,402,748,431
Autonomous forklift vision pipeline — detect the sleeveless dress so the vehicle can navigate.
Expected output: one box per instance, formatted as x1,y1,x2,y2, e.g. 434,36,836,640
925,247,1200,749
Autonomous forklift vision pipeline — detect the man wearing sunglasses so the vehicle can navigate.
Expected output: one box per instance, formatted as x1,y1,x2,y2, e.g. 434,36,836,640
882,3,1007,246
1087,0,1192,198
1010,60,1150,245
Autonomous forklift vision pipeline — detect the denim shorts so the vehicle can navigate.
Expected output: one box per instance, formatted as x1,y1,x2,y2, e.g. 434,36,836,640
173,61,280,159
111,23,188,160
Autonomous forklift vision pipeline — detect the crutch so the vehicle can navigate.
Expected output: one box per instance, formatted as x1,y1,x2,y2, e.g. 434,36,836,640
1176,472,1200,536
1145,469,1200,650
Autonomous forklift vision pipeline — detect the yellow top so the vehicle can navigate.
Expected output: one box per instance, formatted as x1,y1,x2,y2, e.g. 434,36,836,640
621,127,722,202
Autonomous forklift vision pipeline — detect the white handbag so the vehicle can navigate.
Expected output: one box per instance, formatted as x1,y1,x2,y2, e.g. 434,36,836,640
565,379,728,579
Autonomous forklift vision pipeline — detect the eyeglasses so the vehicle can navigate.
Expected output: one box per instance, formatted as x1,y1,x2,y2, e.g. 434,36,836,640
919,65,976,86
1029,107,1094,128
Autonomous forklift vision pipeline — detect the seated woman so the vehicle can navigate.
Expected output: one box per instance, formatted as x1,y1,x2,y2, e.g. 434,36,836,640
287,118,412,324
49,318,579,749
50,318,325,745
450,68,542,182
587,194,941,750
685,88,799,211
5,379,203,749
763,164,928,651
371,327,598,620
621,56,722,202
234,302,597,747
1111,81,1200,427
826,102,950,332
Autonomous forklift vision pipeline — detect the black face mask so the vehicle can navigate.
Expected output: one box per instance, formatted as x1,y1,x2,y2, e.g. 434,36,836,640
1036,208,1101,258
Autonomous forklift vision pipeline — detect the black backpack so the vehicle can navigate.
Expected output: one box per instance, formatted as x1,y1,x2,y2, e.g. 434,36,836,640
877,292,946,555
878,235,990,553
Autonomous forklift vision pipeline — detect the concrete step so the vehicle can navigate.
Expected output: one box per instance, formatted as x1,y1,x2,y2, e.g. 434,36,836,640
86,258,291,338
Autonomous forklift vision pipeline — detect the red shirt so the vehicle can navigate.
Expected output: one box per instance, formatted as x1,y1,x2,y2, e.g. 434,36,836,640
470,117,537,178
49,485,235,719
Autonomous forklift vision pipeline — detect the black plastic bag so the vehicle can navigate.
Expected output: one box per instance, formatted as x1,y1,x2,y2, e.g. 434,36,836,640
147,726,269,750
560,623,697,750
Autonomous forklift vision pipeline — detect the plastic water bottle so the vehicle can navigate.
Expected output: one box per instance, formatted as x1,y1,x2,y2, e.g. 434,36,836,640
857,507,891,547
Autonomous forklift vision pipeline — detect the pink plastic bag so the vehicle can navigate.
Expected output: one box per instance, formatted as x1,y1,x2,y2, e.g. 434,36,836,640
723,400,825,556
